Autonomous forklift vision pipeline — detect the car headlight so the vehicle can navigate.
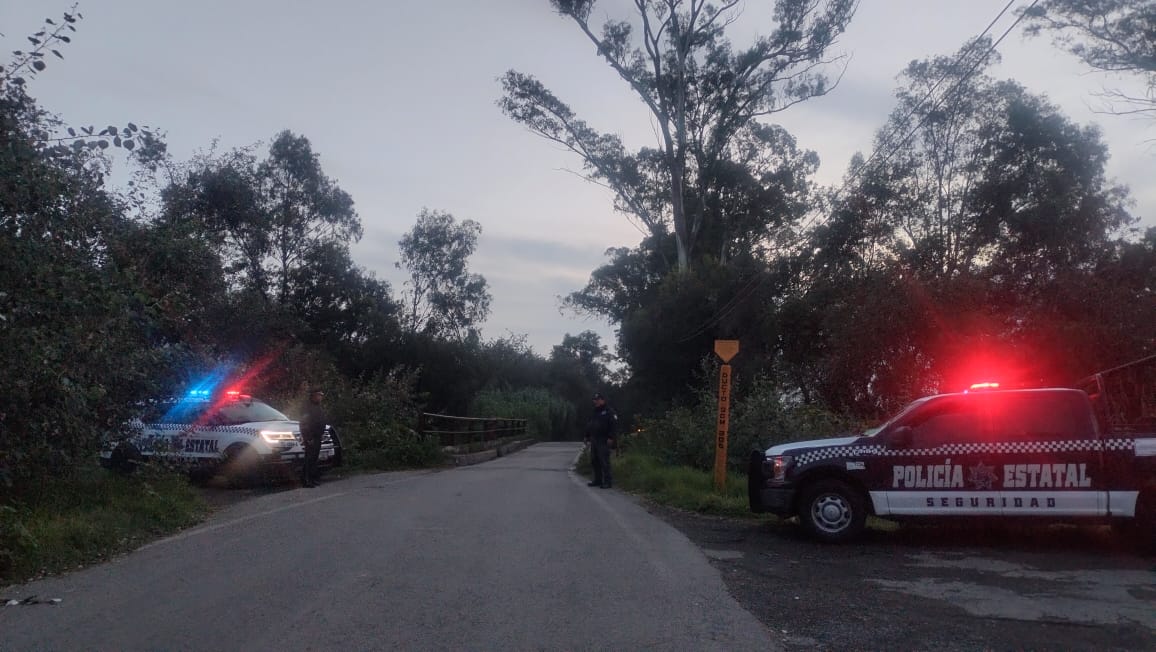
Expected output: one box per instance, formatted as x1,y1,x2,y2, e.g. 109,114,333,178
260,430,297,444
763,455,794,483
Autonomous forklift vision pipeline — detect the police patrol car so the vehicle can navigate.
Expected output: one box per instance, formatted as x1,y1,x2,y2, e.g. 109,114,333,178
748,358,1156,542
100,388,341,482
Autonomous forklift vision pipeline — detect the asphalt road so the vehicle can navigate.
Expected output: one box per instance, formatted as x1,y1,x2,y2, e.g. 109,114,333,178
0,443,777,651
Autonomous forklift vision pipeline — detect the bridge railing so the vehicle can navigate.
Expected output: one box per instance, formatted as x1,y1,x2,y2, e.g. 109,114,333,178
419,413,528,448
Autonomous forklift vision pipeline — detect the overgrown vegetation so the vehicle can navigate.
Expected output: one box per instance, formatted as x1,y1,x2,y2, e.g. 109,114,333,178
5,1,1156,587
0,466,207,584
577,449,753,518
470,387,574,440
629,358,859,472
316,367,444,471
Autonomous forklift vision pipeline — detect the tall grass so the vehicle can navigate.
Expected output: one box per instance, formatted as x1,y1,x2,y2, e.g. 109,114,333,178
579,449,755,518
1,465,208,585
631,365,860,472
470,386,573,440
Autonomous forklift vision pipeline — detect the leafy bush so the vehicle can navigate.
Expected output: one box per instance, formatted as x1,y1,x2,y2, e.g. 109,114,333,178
632,405,716,470
0,464,206,584
579,451,752,517
333,367,445,470
343,428,444,470
469,386,573,440
630,361,857,472
252,358,445,470
729,373,860,463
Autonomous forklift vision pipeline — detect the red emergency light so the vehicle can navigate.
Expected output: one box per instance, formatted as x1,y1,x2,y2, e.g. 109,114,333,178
965,382,1000,392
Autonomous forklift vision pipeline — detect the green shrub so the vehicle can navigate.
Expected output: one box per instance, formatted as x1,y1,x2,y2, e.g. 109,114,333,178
730,373,860,463
343,427,445,470
0,464,207,584
629,364,858,473
631,405,715,470
334,367,446,470
582,451,752,517
469,386,573,440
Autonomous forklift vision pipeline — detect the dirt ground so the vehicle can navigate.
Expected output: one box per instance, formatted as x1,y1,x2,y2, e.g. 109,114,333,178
642,502,1156,651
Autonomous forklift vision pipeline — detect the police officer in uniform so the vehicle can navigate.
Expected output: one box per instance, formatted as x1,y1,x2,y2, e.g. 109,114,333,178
585,392,617,488
300,388,327,488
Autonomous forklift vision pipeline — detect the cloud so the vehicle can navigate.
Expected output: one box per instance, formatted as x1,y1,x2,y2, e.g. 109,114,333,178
350,229,616,353
475,234,613,278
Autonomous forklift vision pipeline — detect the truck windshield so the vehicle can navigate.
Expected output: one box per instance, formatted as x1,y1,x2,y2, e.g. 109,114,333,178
862,396,934,437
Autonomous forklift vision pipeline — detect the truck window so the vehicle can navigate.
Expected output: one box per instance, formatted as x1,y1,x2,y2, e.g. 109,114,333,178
907,399,983,448
985,391,1093,441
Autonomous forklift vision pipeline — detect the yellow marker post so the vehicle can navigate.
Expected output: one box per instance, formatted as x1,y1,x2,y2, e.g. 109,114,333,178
713,340,739,492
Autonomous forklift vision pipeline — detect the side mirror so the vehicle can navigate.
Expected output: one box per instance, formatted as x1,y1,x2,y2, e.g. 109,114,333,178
890,425,913,448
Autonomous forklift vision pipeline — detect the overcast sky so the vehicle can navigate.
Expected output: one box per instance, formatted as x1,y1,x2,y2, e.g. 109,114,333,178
3,1,1152,356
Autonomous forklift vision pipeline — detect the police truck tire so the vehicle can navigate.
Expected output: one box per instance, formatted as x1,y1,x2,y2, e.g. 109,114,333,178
1131,490,1156,549
798,479,868,543
748,451,765,513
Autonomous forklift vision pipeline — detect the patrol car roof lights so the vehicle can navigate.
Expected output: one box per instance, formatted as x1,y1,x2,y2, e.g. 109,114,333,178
965,382,1000,392
183,367,231,399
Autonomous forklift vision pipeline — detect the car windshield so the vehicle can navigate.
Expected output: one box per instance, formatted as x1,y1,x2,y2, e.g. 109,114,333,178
214,397,290,425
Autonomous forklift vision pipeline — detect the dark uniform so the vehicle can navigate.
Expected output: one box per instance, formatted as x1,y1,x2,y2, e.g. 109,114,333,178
585,393,617,488
300,390,327,488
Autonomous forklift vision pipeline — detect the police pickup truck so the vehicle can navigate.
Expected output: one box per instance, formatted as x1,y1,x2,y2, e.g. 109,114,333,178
748,357,1156,542
100,389,341,482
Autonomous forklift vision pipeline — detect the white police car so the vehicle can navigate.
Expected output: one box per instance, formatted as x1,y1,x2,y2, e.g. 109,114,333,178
101,389,341,482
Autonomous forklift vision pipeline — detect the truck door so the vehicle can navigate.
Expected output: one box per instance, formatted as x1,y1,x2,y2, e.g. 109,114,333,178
883,396,1000,516
988,390,1106,517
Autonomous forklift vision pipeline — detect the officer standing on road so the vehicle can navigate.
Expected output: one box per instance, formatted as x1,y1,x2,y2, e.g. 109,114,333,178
585,392,617,489
300,388,327,488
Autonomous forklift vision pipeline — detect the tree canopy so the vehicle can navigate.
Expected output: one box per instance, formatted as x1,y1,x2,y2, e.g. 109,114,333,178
500,0,854,272
788,41,1143,415
396,208,492,341
1022,0,1156,118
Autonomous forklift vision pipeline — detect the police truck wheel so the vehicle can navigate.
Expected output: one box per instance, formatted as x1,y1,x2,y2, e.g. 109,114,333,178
748,451,766,513
1130,490,1156,549
798,479,868,543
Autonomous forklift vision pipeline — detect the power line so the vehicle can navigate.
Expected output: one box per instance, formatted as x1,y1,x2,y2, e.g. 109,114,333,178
675,271,766,343
674,1,1040,344
794,0,1039,237
849,0,1017,181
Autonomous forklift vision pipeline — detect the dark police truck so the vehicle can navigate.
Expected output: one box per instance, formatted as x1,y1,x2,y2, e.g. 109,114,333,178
748,355,1156,543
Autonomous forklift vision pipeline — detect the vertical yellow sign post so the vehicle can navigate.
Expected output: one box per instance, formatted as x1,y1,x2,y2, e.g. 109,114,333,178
713,340,739,492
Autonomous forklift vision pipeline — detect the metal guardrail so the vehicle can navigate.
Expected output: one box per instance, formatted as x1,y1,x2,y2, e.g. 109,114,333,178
419,413,528,448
